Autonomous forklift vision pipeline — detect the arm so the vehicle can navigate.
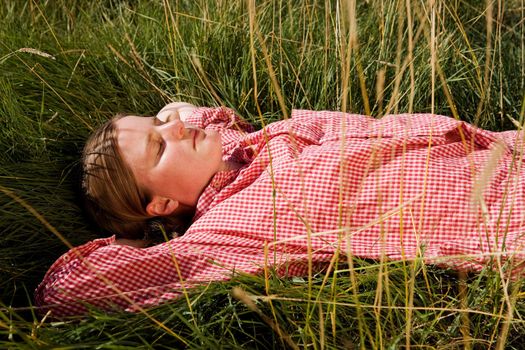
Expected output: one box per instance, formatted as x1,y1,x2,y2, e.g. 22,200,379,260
34,236,277,317
155,102,197,123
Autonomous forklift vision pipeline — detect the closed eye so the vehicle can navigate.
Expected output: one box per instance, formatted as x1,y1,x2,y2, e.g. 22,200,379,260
151,117,165,164
157,139,165,160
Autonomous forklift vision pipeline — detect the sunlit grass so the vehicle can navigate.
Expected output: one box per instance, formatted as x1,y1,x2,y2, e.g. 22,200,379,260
1,0,524,348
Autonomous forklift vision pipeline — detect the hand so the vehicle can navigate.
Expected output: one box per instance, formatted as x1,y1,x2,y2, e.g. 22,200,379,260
155,102,197,123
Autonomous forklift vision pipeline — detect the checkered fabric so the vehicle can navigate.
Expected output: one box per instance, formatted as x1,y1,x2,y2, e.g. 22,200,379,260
35,107,525,317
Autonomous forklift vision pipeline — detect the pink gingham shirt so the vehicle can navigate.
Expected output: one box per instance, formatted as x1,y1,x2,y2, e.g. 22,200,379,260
35,107,525,317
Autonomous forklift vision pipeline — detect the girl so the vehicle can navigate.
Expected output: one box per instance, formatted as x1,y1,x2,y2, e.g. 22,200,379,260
36,103,525,317
80,102,211,246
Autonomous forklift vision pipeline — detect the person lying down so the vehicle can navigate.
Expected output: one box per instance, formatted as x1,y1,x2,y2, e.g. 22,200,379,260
35,103,525,317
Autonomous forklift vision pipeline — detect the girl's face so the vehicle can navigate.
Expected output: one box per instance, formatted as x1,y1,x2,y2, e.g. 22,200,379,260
115,115,226,215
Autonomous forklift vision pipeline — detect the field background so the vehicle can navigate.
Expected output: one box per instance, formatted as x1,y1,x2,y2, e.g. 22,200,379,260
1,0,524,348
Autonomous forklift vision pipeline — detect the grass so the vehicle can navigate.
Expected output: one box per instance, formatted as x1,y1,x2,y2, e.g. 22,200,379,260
0,0,524,348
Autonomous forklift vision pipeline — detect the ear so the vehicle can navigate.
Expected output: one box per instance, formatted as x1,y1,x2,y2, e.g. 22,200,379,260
146,196,179,217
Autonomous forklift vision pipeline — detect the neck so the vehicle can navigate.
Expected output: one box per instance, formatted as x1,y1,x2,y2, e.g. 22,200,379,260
113,238,150,248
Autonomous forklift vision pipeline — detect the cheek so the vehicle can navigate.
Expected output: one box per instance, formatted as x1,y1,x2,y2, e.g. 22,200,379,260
208,133,223,156
147,166,178,196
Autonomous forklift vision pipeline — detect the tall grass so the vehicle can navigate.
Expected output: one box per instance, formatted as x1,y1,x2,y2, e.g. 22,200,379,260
0,0,524,348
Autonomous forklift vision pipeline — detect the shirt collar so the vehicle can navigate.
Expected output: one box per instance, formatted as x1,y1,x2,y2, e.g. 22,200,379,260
193,167,242,221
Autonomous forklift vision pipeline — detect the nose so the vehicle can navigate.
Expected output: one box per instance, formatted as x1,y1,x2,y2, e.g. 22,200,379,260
159,119,185,140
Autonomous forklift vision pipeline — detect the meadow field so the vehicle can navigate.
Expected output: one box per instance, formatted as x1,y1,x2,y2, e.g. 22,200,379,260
1,0,524,348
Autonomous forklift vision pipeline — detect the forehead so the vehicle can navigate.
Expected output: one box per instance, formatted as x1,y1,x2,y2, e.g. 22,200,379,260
115,115,152,133
115,115,153,164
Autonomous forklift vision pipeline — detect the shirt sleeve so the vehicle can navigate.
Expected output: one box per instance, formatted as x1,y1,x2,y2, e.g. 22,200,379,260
34,237,258,317
34,234,323,317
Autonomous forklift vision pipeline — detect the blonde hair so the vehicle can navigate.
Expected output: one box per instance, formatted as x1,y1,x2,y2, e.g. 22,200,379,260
81,115,188,240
